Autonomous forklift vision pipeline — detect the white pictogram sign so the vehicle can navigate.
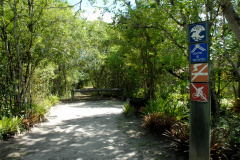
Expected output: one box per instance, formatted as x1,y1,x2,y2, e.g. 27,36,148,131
192,84,207,101
189,23,207,43
190,43,208,62
191,83,209,102
191,44,206,53
190,25,205,41
191,63,209,82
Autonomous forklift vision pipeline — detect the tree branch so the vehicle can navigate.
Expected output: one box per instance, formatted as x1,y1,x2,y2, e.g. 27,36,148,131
132,25,187,53
162,7,183,27
167,69,188,80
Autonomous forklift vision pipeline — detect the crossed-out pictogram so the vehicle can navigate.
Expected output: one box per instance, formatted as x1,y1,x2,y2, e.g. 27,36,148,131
191,83,209,102
191,63,209,82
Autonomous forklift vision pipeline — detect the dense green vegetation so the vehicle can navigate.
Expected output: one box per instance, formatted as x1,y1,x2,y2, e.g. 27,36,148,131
0,0,239,159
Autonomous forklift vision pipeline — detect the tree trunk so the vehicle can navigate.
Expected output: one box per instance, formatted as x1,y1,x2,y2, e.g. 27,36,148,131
222,15,240,98
219,0,240,43
238,81,240,98
211,64,220,129
13,0,27,109
238,54,240,98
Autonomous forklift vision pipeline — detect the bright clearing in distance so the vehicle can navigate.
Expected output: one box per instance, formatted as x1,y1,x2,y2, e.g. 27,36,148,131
67,0,135,23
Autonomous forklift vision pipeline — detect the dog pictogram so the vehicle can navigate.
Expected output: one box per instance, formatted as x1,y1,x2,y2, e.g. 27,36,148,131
189,23,207,43
190,25,205,41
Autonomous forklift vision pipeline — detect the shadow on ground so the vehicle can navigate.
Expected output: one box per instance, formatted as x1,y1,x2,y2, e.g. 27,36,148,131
0,99,186,160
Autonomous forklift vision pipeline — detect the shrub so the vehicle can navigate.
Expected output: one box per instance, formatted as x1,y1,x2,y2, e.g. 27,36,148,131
122,103,137,117
217,102,240,159
143,96,188,121
210,128,230,160
127,98,147,115
49,95,60,106
227,116,240,159
165,124,238,159
142,113,177,134
143,97,168,115
0,116,23,140
22,95,60,129
164,122,189,154
230,98,240,114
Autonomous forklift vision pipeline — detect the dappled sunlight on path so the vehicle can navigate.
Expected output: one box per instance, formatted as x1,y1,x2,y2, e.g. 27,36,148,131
15,100,131,160
0,100,183,160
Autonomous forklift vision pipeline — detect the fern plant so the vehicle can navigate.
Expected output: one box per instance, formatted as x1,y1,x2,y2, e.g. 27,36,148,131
143,96,188,121
0,116,23,139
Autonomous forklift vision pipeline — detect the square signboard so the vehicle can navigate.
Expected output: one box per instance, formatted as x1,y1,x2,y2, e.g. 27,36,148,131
191,83,209,102
189,22,207,43
190,43,208,62
191,63,209,82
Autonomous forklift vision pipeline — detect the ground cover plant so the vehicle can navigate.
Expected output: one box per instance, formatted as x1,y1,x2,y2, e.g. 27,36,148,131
142,112,177,134
122,103,137,117
0,116,23,140
0,95,59,140
164,122,189,157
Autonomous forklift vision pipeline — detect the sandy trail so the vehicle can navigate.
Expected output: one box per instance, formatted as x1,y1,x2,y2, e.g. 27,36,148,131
0,100,183,160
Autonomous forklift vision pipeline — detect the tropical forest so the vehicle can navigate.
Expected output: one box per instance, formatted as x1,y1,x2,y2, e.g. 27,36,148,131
0,0,239,159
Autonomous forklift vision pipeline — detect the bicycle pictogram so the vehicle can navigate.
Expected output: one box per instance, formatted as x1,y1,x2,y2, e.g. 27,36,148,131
192,86,207,100
191,83,208,102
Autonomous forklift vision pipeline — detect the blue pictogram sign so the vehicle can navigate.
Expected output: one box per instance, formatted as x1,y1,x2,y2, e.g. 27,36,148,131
190,43,208,62
189,22,207,43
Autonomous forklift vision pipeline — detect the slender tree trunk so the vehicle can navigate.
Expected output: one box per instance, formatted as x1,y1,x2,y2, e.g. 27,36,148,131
209,10,220,129
232,84,237,99
238,54,240,98
238,81,240,99
1,0,21,109
13,0,27,110
211,64,220,129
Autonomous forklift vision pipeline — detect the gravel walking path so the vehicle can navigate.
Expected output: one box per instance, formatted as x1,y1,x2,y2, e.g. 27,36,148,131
0,99,184,160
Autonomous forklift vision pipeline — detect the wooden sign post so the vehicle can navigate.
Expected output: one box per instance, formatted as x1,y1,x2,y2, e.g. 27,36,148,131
189,21,211,160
